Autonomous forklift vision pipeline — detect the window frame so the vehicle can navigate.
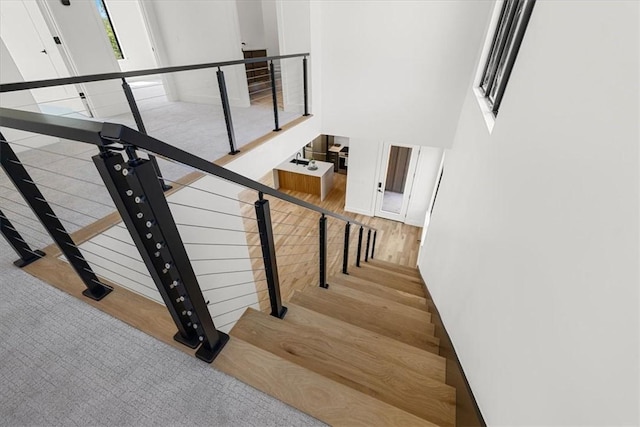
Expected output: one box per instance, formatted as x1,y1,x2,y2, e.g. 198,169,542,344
478,0,536,115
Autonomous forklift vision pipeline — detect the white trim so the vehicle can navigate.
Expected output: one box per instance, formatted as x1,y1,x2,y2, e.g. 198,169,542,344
472,0,505,134
374,141,420,222
420,151,446,247
136,0,178,101
344,206,374,217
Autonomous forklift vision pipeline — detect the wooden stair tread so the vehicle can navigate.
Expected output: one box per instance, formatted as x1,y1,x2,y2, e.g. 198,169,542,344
367,258,422,278
349,266,425,296
284,303,445,375
214,336,437,426
231,309,455,426
325,282,432,324
291,288,437,350
329,273,430,312
361,262,424,283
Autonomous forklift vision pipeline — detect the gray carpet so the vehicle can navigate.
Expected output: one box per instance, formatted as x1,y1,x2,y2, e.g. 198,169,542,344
0,244,324,426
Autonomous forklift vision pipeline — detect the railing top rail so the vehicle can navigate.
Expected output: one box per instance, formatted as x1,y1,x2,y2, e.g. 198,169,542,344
0,107,374,230
0,52,309,93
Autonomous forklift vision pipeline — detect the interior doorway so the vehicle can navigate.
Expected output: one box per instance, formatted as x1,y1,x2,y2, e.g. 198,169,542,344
374,142,420,222
0,0,85,115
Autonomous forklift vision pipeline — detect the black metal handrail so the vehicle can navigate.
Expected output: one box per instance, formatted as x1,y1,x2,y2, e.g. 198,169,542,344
0,105,377,362
0,53,309,93
0,107,375,231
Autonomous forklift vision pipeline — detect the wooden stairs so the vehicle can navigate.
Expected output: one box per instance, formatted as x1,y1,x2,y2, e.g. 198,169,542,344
213,259,455,426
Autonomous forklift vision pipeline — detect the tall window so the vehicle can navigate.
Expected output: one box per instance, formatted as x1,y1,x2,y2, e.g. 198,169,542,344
479,0,535,115
95,0,123,60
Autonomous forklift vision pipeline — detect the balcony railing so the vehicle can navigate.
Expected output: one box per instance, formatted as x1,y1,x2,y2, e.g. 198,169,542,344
1,53,310,161
0,98,377,362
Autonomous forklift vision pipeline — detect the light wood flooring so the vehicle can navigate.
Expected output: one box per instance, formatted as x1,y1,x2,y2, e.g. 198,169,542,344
236,172,423,312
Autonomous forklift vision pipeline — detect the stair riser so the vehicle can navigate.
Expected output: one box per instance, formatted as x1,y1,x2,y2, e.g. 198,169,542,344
284,304,445,375
291,290,437,351
330,274,430,311
326,282,432,324
349,268,425,296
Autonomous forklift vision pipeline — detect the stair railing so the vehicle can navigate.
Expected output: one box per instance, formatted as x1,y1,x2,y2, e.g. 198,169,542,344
1,52,310,160
0,107,377,362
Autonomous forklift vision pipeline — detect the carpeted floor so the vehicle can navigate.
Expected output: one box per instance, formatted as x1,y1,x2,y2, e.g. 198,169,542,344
0,243,324,426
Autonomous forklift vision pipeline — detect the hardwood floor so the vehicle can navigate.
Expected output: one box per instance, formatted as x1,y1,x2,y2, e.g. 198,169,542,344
236,172,423,312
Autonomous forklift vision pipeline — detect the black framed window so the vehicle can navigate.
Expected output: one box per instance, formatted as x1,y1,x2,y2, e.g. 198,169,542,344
479,0,535,115
95,0,124,60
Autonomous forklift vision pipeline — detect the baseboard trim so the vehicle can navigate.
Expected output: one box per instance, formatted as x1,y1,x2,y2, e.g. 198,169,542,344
344,206,374,217
404,218,424,227
418,267,486,427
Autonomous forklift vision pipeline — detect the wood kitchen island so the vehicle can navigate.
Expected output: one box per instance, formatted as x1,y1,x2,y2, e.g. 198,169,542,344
273,159,334,201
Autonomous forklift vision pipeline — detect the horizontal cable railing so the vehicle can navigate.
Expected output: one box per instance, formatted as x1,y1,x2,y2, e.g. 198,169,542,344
1,53,310,160
0,106,376,363
0,53,309,92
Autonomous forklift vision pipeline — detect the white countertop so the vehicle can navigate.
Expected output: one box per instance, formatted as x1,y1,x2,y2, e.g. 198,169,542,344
274,158,334,177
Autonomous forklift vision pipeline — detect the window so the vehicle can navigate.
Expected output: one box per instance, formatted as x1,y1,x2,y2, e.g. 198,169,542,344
95,0,123,60
479,0,536,115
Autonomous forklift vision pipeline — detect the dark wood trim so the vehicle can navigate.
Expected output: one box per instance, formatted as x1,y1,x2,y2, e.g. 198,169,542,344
419,271,486,427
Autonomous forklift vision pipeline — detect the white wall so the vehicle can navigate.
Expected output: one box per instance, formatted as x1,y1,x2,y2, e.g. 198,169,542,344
319,1,492,147
344,137,382,216
236,0,266,50
104,0,157,73
276,0,310,114
421,1,639,425
405,147,443,227
40,0,128,117
261,0,279,57
334,136,349,147
0,39,58,151
141,1,250,107
225,116,321,180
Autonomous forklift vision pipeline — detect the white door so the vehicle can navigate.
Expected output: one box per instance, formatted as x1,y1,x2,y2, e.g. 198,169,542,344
374,142,420,222
0,0,86,116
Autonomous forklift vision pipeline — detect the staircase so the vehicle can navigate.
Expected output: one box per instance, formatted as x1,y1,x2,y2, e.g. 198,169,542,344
0,104,459,424
214,259,456,426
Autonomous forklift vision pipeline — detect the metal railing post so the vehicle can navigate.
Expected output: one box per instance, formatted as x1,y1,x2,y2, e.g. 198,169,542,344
0,208,45,267
319,214,328,288
302,56,309,116
93,148,228,362
0,140,112,300
371,230,377,259
365,228,371,262
356,226,363,267
121,78,147,134
269,60,281,131
255,192,287,318
216,67,239,155
121,77,171,191
342,222,351,274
